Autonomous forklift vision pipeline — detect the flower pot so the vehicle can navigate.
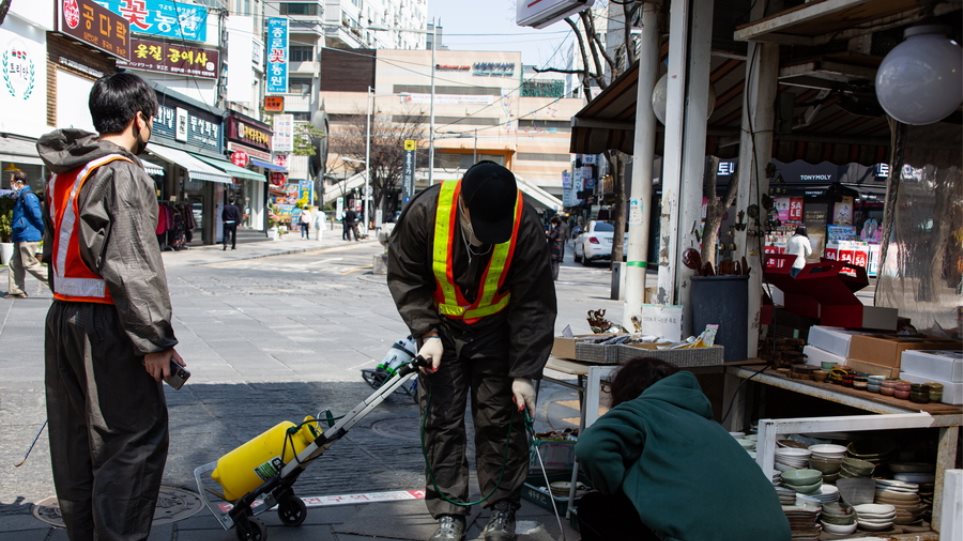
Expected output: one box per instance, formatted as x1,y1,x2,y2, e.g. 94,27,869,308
0,242,13,266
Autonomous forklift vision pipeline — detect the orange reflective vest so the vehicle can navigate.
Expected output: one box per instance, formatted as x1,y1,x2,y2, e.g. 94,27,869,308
431,180,523,323
47,154,133,304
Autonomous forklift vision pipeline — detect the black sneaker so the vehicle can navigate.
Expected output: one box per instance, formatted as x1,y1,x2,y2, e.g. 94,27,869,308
482,501,517,541
429,515,465,541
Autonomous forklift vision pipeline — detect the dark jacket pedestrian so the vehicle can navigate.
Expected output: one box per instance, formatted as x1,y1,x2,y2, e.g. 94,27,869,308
386,161,556,541
575,358,791,541
547,216,564,280
222,200,241,250
36,72,185,541
343,208,356,241
6,171,49,297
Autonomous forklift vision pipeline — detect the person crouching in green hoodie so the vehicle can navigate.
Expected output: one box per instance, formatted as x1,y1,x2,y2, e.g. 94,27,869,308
574,358,791,541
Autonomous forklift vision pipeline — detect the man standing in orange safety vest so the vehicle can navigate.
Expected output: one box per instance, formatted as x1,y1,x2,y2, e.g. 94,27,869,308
37,72,184,541
387,161,557,541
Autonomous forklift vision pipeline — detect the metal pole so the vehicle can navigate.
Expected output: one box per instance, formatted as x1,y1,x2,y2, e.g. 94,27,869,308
428,20,436,185
473,129,477,163
622,0,660,329
364,86,372,232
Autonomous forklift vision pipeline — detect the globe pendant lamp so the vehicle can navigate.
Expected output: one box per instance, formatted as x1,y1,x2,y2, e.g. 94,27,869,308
875,25,963,125
651,72,716,125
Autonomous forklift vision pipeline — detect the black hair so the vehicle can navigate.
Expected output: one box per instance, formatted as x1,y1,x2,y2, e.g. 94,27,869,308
609,357,680,407
88,73,158,135
794,225,808,237
11,170,27,183
550,216,561,225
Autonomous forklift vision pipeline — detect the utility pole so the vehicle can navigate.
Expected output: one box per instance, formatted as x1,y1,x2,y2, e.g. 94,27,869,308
364,86,372,232
428,20,437,185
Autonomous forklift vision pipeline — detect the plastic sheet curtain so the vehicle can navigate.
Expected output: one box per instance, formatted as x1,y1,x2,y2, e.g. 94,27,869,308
876,122,963,336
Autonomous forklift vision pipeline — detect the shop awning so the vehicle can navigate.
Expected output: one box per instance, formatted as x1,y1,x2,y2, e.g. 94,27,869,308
0,135,43,166
146,145,232,184
250,157,287,172
193,154,266,182
141,159,165,176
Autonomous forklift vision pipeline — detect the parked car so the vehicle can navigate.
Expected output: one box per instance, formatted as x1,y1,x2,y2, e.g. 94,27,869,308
574,220,625,265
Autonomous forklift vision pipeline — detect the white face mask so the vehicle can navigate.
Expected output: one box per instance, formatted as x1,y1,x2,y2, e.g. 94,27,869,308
458,198,483,246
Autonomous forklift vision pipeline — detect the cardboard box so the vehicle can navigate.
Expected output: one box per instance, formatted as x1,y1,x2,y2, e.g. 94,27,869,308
899,372,963,405
552,334,613,360
807,326,867,357
845,358,900,378
900,350,963,383
847,334,933,369
803,345,847,368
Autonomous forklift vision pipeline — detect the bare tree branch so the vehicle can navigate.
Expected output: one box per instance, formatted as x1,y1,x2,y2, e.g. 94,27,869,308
564,16,596,101
579,10,609,90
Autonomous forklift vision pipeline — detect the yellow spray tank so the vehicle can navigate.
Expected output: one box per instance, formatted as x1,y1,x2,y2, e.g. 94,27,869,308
211,416,320,502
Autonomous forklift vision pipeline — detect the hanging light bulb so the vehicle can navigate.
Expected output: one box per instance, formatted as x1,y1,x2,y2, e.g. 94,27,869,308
651,72,716,125
875,25,963,125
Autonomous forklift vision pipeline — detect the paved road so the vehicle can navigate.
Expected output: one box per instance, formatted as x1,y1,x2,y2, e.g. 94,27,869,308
0,234,621,540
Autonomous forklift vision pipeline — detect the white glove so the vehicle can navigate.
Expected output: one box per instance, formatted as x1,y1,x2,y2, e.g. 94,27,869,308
511,378,536,415
418,336,444,373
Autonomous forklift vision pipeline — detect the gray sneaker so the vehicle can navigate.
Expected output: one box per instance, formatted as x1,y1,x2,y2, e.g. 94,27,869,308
482,501,517,541
429,514,465,541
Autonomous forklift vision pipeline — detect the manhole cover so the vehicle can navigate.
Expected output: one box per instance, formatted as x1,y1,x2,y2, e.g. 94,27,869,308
33,486,203,527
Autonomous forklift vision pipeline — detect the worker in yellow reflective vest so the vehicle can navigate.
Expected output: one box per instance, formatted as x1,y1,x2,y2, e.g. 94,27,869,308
387,161,557,541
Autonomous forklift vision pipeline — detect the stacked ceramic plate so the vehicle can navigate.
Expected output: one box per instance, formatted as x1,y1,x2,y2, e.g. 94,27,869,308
820,502,857,536
782,505,821,540
781,468,823,495
847,440,895,465
854,503,896,531
875,479,924,525
775,448,812,472
808,444,845,483
775,486,797,505
796,484,839,507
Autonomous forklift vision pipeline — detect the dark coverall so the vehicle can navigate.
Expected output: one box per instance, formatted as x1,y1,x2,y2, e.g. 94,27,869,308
386,183,557,518
37,130,179,541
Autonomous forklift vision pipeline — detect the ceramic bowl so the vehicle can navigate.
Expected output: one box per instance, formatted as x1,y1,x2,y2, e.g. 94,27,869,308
809,444,847,458
782,468,823,486
842,458,876,476
809,458,842,474
858,519,894,531
821,521,857,535
855,503,896,515
894,389,911,399
786,480,823,495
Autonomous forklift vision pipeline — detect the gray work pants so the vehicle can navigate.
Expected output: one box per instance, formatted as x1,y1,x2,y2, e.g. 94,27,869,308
45,301,169,541
418,327,529,518
8,241,48,295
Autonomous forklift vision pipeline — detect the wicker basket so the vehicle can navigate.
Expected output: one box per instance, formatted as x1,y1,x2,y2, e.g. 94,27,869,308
575,341,622,364
616,344,725,367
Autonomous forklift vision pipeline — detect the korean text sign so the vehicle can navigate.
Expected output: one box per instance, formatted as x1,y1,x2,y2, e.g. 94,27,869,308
58,0,131,60
120,36,218,78
95,0,208,42
265,17,288,94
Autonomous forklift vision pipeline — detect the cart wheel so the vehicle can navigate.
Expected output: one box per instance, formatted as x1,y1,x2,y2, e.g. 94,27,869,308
277,495,307,526
235,518,267,541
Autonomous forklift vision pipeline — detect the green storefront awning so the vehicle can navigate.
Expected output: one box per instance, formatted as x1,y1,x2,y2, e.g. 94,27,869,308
193,154,266,182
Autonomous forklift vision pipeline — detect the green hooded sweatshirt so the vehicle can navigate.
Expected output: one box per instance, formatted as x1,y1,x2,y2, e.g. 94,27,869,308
575,371,791,541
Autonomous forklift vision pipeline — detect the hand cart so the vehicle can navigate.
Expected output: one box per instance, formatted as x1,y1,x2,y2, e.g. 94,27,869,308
193,356,428,540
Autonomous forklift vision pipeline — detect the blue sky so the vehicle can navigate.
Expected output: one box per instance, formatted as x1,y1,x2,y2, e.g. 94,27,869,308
427,0,573,68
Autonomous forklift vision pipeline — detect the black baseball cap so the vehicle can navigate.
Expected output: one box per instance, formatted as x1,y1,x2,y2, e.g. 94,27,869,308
460,161,518,244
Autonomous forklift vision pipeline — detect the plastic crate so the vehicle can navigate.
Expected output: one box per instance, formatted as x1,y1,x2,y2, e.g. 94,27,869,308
521,471,589,516
528,440,576,471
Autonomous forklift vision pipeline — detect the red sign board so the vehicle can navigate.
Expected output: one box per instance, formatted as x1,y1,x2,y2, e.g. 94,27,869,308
231,150,249,168
264,96,284,113
118,36,219,79
227,114,272,153
273,153,288,168
788,197,804,222
270,172,286,186
58,0,130,60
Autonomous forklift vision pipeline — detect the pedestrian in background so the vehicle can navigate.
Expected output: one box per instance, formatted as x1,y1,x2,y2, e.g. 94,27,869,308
314,207,326,241
787,225,812,278
547,215,565,281
222,198,241,250
575,357,790,541
37,72,184,541
342,208,354,241
5,170,49,298
299,206,312,239
387,161,557,541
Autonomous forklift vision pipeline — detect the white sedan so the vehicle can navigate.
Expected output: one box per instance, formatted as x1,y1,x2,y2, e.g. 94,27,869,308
574,220,620,265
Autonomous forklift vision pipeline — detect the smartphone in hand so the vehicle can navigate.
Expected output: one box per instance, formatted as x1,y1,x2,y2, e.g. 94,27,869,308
164,359,190,390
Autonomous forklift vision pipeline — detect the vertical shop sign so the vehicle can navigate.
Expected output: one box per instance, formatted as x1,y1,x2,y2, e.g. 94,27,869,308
788,197,804,222
95,0,208,42
175,107,188,142
402,139,416,204
272,113,293,152
265,18,288,94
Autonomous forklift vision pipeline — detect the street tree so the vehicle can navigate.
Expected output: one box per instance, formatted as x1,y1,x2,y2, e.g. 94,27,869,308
331,111,425,218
